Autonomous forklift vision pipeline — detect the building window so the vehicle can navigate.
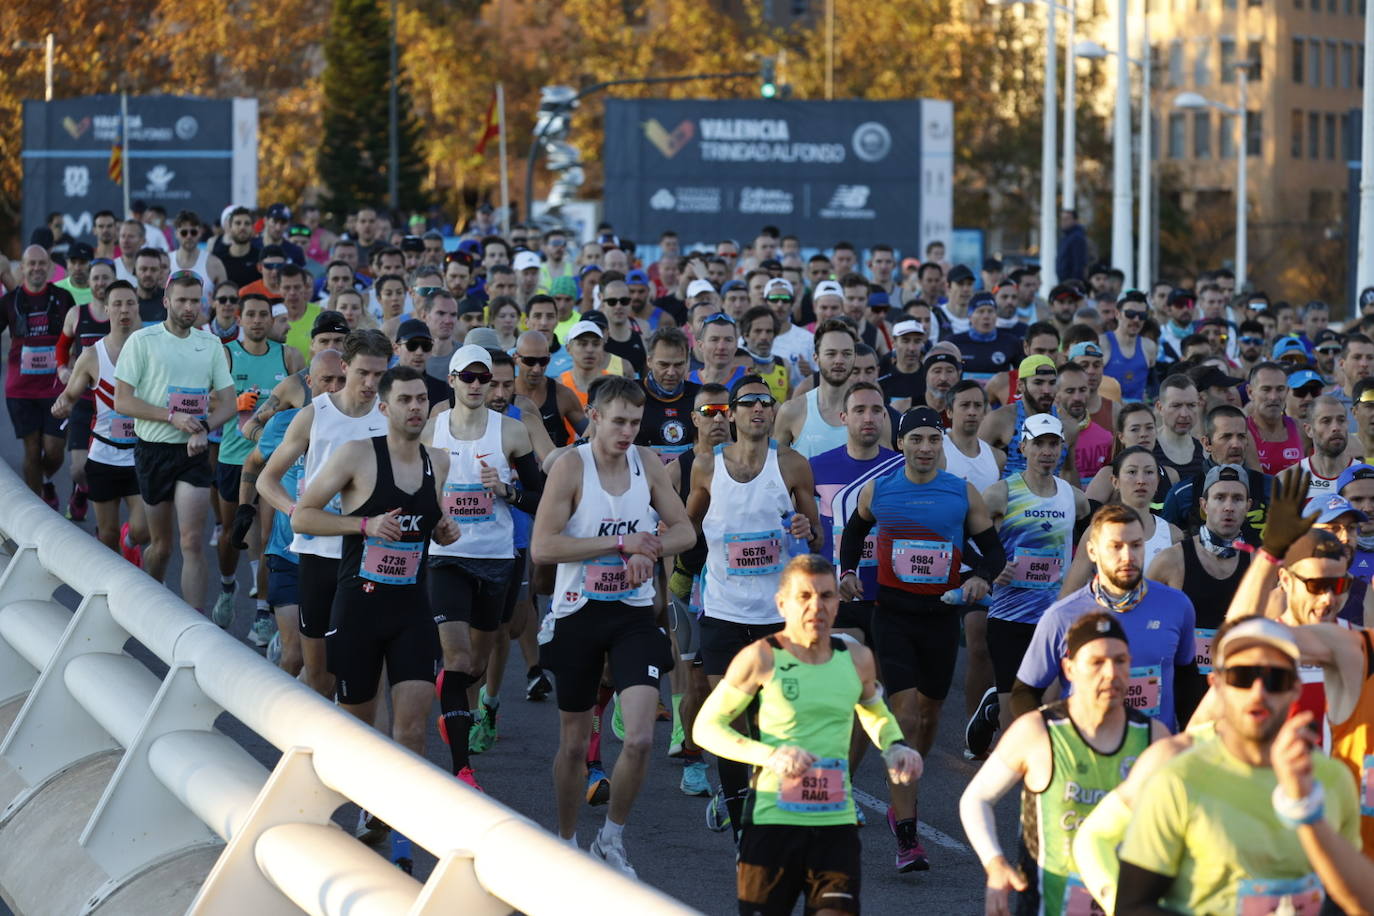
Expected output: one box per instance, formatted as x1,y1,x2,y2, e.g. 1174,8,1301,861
1169,40,1186,86
1326,112,1338,159
1221,37,1237,80
1344,112,1355,158
1310,111,1322,157
1362,43,1366,86
1221,113,1237,157
1343,43,1354,88
1248,41,1263,79
1293,38,1305,83
1327,41,1338,85
1196,38,1213,85
1310,39,1322,85
1194,111,1213,157
1169,112,1187,158
1292,108,1304,157
1247,111,1262,156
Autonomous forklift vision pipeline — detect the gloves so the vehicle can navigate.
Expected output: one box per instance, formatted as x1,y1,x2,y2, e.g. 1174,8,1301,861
236,389,260,414
230,503,257,550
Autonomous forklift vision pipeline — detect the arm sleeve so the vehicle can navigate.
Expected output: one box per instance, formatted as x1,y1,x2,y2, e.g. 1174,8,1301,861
839,510,875,572
508,450,544,515
854,693,904,750
1073,789,1133,914
968,526,1006,582
1009,680,1045,719
55,332,74,367
1115,862,1178,916
958,754,1023,867
692,682,773,767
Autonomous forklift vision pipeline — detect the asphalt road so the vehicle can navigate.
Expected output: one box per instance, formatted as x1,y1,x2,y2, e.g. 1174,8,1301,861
10,440,1017,916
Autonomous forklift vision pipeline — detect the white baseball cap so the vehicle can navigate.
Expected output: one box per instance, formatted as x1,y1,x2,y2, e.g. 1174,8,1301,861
687,279,716,299
567,319,606,340
893,319,926,337
814,279,844,300
1021,412,1065,442
764,277,795,299
513,251,541,272
448,343,494,375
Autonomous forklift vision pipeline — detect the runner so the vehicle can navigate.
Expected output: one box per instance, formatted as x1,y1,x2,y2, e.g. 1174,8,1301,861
687,312,748,388
1162,403,1273,539
694,554,922,916
1084,402,1178,508
531,376,694,873
513,328,585,448
1101,290,1156,401
598,273,647,377
1246,361,1306,475
688,374,822,839
257,330,390,696
959,612,1165,916
54,250,113,521
983,414,1091,733
1153,374,1207,483
948,293,1021,384
840,406,1005,871
775,319,862,458
738,306,792,403
239,310,351,442
290,365,460,874
635,327,699,463
1056,361,1112,487
1,245,76,501
1299,395,1358,509
49,280,146,557
113,271,234,609
423,343,543,789
877,318,928,407
1011,503,1197,731
981,355,1075,483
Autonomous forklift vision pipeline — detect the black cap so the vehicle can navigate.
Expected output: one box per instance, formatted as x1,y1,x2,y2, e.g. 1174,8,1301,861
396,318,432,342
259,244,286,262
400,234,425,253
1314,329,1342,347
982,257,1003,272
1187,364,1244,390
1065,612,1130,658
1167,288,1197,308
311,310,350,338
66,241,94,262
266,203,292,221
458,297,486,316
897,406,945,438
1049,283,1083,302
131,199,148,214
947,264,974,284
581,309,609,329
1088,262,1111,277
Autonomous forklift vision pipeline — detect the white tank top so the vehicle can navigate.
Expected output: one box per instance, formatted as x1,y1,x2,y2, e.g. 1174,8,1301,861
551,444,658,617
701,442,793,625
793,388,848,459
1142,513,1174,572
174,246,213,287
1300,456,1357,513
290,392,386,559
942,437,1000,494
429,408,514,559
89,339,137,468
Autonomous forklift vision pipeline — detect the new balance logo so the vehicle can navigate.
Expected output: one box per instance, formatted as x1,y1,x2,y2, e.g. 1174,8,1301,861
1146,620,1161,630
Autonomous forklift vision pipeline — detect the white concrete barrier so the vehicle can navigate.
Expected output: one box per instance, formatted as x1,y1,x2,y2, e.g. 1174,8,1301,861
0,459,699,916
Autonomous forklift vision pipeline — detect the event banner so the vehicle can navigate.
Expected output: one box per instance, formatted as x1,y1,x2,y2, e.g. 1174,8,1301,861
603,98,952,254
23,94,257,241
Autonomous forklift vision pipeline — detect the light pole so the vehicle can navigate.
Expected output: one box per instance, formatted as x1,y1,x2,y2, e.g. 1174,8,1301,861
1175,62,1252,288
1358,2,1374,294
1062,0,1079,212
387,0,399,212
1111,0,1134,288
12,33,54,102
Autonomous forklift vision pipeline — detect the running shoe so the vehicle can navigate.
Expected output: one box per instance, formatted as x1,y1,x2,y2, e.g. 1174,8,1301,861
526,667,552,702
247,615,276,648
469,688,498,753
266,631,282,667
211,590,235,629
586,762,611,805
887,806,930,872
209,523,221,548
119,522,142,568
705,785,731,833
964,686,1000,760
611,694,625,741
249,584,259,599
669,717,686,756
590,833,636,877
457,766,484,792
67,485,88,522
680,760,711,797
41,482,58,511
355,809,390,846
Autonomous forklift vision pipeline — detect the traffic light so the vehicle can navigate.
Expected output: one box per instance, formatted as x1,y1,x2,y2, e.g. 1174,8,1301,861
760,57,777,99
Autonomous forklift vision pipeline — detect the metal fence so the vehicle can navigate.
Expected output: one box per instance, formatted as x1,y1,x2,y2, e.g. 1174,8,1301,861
0,457,698,915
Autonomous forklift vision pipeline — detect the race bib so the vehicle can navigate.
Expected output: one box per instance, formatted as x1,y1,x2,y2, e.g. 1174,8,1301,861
1125,664,1162,718
1195,627,1218,675
833,524,877,567
19,345,55,375
1362,754,1374,816
1008,547,1063,589
583,556,634,600
359,537,423,585
1063,874,1105,916
442,482,495,524
777,757,849,814
109,413,136,444
891,538,953,584
724,530,783,576
1236,874,1323,916
167,385,209,419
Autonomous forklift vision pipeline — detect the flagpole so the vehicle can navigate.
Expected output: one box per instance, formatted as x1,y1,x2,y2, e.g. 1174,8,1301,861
120,91,131,218
497,83,510,234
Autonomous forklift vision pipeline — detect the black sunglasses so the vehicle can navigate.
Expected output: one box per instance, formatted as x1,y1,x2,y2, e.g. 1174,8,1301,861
261,262,286,271
1287,570,1352,595
1123,309,1148,321
732,392,776,408
214,295,239,305
602,297,632,307
452,370,493,384
1219,665,1297,693
403,339,434,352
1239,336,1264,346
519,355,551,367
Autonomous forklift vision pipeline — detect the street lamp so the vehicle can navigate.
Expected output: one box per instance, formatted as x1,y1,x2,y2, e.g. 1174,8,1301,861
1356,5,1374,294
12,33,54,102
1174,62,1252,289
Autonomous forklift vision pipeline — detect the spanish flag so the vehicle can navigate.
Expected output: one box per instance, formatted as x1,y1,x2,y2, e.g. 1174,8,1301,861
475,90,499,156
107,122,123,184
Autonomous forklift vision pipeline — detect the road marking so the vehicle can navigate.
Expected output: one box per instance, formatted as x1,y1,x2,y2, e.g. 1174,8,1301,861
851,787,971,853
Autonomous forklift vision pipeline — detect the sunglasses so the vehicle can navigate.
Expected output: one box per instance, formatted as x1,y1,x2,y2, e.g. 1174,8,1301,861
1238,336,1264,346
177,228,198,237
602,297,632,307
1292,386,1322,398
1123,309,1148,321
766,295,795,304
549,238,567,247
732,392,776,408
1318,346,1341,355
414,286,443,297
214,295,239,305
1287,570,1352,595
403,339,434,352
695,404,730,417
519,355,551,367
261,262,286,271
452,370,493,384
702,312,737,325
1219,665,1298,693
445,251,476,267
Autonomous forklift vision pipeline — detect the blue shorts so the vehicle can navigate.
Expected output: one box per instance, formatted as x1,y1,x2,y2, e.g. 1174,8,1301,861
267,554,300,608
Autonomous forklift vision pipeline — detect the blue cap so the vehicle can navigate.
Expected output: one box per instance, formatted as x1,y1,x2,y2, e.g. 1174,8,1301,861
626,268,649,287
578,264,601,279
969,291,997,311
721,279,747,294
456,238,483,256
1313,494,1369,524
868,291,891,309
1272,337,1309,360
1287,369,1323,390
1338,463,1374,494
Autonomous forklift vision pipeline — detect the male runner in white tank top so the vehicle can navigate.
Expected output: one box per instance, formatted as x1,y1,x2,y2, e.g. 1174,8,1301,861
775,319,862,459
170,210,226,289
531,376,695,874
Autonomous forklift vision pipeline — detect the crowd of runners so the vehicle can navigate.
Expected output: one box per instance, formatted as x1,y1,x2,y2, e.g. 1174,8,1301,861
10,202,1374,912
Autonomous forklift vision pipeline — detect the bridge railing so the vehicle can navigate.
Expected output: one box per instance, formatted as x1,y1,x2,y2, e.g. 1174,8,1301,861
0,457,698,915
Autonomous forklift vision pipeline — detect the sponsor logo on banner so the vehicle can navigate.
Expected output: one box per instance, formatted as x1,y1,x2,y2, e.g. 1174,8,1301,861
62,116,91,140
62,166,90,198
650,188,677,210
146,165,175,193
698,117,844,164
851,122,892,162
819,185,876,220
643,118,695,158
175,116,199,140
739,187,795,215
649,186,720,213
